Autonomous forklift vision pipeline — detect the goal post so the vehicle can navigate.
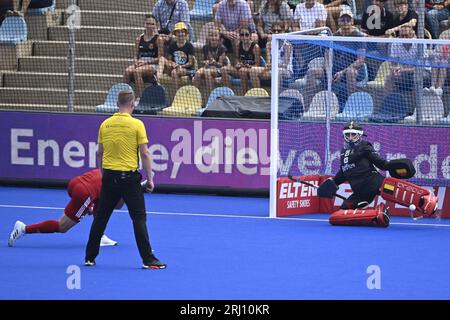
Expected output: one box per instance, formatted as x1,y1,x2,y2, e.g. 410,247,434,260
269,33,450,218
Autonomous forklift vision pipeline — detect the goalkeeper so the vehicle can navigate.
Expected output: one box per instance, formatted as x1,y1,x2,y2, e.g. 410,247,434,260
317,121,438,227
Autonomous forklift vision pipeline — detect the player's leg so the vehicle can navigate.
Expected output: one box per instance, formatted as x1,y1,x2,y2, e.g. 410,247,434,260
121,172,165,268
85,174,121,264
133,65,153,98
329,187,389,227
380,177,438,216
329,202,390,227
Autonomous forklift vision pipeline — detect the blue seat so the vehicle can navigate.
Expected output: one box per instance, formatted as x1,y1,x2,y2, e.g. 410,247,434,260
335,92,374,121
0,16,27,44
27,0,55,16
134,84,168,114
369,92,409,123
206,87,235,109
190,0,216,20
95,83,133,113
196,86,235,116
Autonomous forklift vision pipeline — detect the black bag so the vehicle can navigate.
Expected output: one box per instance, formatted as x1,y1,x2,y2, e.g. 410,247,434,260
159,1,176,35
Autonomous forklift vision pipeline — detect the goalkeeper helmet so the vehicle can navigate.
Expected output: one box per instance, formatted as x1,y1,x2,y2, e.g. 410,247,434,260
343,121,363,143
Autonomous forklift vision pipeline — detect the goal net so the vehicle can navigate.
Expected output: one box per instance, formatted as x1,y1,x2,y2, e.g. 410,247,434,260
269,32,450,218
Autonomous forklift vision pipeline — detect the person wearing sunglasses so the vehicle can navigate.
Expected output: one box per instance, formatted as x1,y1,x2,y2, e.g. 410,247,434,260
123,15,165,103
257,0,292,50
221,26,263,95
260,22,293,84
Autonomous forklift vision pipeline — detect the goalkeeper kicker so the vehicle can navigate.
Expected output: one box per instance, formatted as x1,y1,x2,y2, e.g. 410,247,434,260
316,121,438,228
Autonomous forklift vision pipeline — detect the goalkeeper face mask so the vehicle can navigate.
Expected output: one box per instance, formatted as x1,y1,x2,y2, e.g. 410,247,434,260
343,129,363,143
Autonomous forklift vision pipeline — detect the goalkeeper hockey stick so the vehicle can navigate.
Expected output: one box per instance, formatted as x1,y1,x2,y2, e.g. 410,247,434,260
287,175,348,201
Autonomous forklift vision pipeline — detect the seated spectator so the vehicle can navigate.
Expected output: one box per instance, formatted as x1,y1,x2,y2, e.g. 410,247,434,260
385,0,418,37
153,0,192,42
324,0,354,33
424,29,450,95
123,14,164,102
1,0,52,17
215,0,257,54
361,0,395,37
221,26,262,95
213,0,255,19
301,10,367,110
383,25,420,99
330,10,368,111
161,22,196,91
291,0,327,31
193,27,230,94
260,22,293,84
425,0,450,39
257,0,292,50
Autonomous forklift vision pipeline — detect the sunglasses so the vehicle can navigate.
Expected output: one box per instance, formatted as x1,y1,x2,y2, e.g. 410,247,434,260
272,29,282,33
240,33,250,37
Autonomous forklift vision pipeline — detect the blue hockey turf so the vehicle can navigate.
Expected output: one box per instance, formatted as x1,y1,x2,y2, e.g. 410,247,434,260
0,186,449,300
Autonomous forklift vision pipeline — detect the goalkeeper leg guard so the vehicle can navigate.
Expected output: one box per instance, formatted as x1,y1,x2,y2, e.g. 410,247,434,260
329,203,390,227
380,177,438,216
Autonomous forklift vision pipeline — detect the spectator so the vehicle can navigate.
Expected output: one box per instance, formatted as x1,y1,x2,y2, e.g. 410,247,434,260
385,0,418,37
257,0,292,49
193,27,230,94
425,29,450,95
215,0,257,54
291,0,327,31
213,0,255,19
383,25,420,99
327,10,367,111
221,26,262,95
260,22,293,84
298,10,367,112
123,14,164,103
324,0,353,33
161,22,196,91
361,0,395,37
153,0,192,41
2,0,52,17
425,0,450,39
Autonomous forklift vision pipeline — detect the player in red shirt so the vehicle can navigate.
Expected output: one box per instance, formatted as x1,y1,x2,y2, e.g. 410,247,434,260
8,169,122,247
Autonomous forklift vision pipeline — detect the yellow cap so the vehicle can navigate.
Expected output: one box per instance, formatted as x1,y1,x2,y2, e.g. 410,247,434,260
173,22,188,33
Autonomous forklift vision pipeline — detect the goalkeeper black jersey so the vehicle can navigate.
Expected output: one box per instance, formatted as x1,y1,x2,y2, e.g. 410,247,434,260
333,140,390,193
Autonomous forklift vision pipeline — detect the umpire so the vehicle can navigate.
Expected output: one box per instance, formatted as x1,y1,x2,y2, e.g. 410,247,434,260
85,89,166,269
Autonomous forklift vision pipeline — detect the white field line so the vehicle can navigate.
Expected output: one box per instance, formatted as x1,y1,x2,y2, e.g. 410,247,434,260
0,204,448,228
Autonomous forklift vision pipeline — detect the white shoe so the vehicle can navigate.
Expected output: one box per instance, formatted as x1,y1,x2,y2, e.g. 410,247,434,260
423,87,431,93
100,234,118,247
8,220,26,247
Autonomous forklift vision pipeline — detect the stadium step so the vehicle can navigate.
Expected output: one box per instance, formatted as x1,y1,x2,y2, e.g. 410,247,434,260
0,103,94,113
48,26,143,43
0,87,105,106
62,10,147,28
76,0,155,12
33,41,134,58
19,56,132,74
2,72,123,91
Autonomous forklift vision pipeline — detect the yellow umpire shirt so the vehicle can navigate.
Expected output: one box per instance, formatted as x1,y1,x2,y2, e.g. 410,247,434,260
98,113,149,171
